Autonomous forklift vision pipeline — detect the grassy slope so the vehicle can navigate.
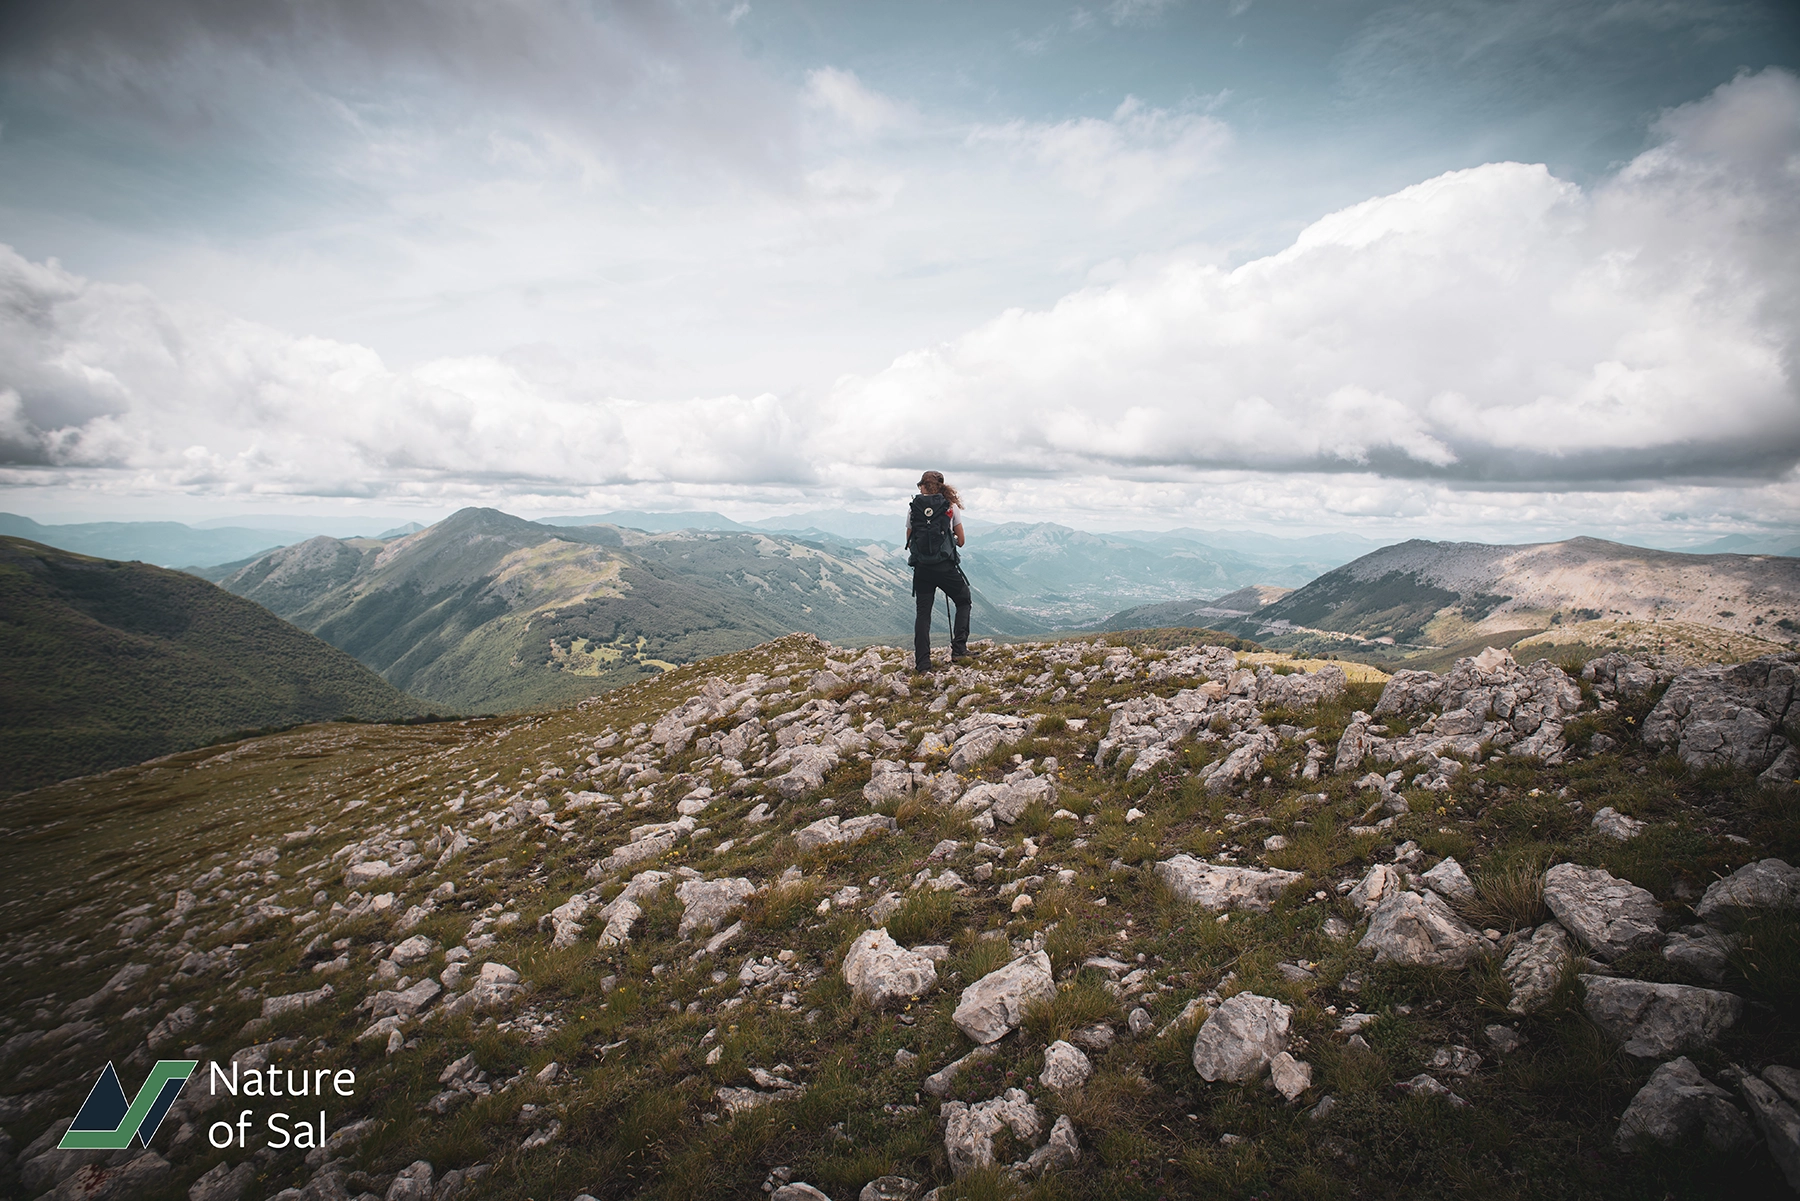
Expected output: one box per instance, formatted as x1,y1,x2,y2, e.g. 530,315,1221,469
2,631,1796,1200
0,537,427,792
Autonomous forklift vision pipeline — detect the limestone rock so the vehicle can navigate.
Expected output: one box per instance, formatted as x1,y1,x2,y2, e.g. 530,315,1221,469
1155,855,1303,914
942,1088,1042,1176
860,1178,922,1201
1591,807,1647,841
1502,923,1573,1014
952,952,1055,1044
923,1045,996,1098
675,877,755,938
1543,863,1664,961
1641,653,1799,778
771,1185,831,1201
1039,1040,1092,1091
1694,858,1800,924
948,725,1011,772
1662,927,1737,984
1374,671,1446,716
864,761,916,804
842,928,939,1010
1421,857,1476,905
1579,975,1743,1058
385,1161,434,1201
1023,1113,1081,1175
188,1161,256,1201
1615,1057,1753,1152
1358,890,1490,968
795,814,897,854
595,870,671,947
1347,863,1405,914
1270,1051,1313,1102
1192,992,1292,1083
1739,1072,1800,1191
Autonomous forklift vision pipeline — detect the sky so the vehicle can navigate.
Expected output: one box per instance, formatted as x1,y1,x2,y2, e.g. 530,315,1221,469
1,0,1797,546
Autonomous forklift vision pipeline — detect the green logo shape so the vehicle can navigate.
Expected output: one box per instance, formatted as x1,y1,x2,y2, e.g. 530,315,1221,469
59,1060,198,1150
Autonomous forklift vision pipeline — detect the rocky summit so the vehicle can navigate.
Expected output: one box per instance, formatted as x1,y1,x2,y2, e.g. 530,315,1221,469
2,635,1798,1199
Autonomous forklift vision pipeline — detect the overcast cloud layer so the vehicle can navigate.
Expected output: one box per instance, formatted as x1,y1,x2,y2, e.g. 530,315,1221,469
0,1,1796,543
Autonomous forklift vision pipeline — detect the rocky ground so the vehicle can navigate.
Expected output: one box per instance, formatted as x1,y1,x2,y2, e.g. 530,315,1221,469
1,634,1797,1200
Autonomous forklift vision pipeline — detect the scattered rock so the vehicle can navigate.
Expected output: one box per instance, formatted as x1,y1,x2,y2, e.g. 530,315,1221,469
1358,890,1490,967
1615,1057,1754,1152
1347,863,1405,914
1694,858,1800,925
1579,975,1743,1058
1397,1074,1466,1107
675,877,755,938
1484,1025,1525,1054
1039,1040,1092,1091
795,814,897,854
1543,863,1664,961
952,951,1055,1044
1591,807,1647,841
1641,654,1799,781
842,928,939,1010
1023,1113,1081,1175
1502,923,1574,1014
923,1045,996,1098
1155,855,1304,913
859,1177,922,1201
1662,926,1737,984
1269,1051,1312,1101
770,1185,831,1201
942,1088,1041,1176
384,1161,433,1201
187,1161,256,1201
1420,857,1476,905
1192,992,1292,1083
1739,1071,1800,1190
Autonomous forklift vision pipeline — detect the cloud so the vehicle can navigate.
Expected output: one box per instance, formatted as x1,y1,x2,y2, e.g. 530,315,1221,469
3,71,1797,544
829,70,1800,487
804,67,915,140
0,244,811,495
0,0,799,189
971,96,1231,217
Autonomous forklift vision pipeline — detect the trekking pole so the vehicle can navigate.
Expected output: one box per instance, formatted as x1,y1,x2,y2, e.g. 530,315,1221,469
943,594,952,660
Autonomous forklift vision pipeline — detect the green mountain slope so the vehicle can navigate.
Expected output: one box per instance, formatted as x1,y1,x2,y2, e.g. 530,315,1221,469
0,537,427,792
215,508,1038,713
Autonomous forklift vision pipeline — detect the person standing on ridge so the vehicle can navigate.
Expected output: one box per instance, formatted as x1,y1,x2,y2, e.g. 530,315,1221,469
906,470,973,673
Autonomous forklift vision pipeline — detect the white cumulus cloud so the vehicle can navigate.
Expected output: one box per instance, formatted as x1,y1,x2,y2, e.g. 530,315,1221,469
830,69,1800,487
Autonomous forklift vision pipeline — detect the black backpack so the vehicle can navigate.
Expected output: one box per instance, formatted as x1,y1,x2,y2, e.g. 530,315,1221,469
906,493,960,569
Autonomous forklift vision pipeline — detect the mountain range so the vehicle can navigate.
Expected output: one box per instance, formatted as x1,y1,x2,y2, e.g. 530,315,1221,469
202,508,1035,713
1212,536,1800,668
0,536,426,792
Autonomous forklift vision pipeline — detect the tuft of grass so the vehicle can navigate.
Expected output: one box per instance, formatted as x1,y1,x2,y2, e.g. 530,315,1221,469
1465,860,1548,932
886,887,960,945
1022,977,1120,1043
745,878,818,930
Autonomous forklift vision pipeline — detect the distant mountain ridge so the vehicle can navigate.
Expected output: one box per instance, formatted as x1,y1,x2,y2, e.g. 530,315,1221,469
211,508,1034,712
1211,536,1800,662
0,536,426,792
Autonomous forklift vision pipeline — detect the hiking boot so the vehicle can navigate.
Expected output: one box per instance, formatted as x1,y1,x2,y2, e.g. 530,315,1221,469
951,647,979,661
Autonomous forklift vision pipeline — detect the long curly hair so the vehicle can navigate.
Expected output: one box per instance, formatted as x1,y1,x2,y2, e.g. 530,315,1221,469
918,470,963,510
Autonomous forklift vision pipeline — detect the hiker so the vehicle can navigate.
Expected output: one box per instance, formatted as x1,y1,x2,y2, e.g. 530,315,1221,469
906,470,972,672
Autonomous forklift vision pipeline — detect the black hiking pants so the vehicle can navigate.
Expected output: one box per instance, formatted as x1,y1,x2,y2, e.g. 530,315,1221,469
913,565,971,670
